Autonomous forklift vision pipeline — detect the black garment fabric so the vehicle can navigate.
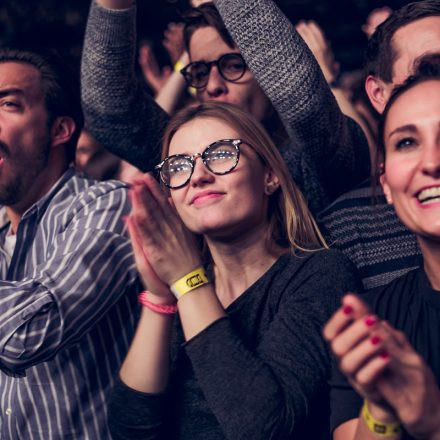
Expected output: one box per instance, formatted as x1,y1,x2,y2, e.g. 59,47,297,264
330,267,440,438
108,250,361,440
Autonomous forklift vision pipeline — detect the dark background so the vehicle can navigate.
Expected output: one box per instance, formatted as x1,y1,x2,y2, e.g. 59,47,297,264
0,0,412,72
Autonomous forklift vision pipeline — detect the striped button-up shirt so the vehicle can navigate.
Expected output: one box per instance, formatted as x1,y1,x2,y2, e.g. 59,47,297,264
0,168,140,439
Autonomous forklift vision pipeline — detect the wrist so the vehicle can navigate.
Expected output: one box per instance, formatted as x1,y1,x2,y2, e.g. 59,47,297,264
367,401,399,423
362,400,401,437
170,266,210,300
145,291,176,306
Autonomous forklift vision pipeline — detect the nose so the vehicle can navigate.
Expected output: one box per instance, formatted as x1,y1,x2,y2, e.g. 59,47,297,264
421,141,440,178
190,156,215,187
205,65,228,99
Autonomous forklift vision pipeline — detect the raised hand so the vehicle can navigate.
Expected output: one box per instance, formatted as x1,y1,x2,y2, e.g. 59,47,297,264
324,294,440,438
128,174,202,288
162,22,185,65
295,20,339,84
138,44,172,95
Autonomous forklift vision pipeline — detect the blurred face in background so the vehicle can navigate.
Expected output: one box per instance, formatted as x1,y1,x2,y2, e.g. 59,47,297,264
368,16,440,113
188,26,272,123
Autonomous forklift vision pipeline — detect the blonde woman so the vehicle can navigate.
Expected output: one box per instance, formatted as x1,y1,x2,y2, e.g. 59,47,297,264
108,102,360,439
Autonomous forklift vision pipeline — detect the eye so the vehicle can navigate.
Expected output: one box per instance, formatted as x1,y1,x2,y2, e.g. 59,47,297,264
395,137,417,150
1,100,20,110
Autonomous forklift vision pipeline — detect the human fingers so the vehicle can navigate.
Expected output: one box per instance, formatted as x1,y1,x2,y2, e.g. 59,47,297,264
331,313,380,359
307,20,327,48
353,352,391,389
126,215,174,297
296,21,314,45
323,293,370,341
381,321,409,350
141,174,185,234
130,181,166,242
339,328,389,376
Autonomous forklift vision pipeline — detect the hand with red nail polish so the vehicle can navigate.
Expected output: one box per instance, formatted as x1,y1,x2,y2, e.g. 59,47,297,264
324,295,440,439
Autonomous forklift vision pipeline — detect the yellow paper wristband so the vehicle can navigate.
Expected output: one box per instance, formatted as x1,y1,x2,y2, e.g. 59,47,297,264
170,266,210,300
174,59,185,73
362,400,401,437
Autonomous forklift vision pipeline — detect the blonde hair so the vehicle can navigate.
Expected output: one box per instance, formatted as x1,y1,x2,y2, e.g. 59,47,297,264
162,102,327,252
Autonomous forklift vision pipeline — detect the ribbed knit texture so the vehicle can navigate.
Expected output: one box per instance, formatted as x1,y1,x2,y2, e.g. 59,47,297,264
318,178,421,290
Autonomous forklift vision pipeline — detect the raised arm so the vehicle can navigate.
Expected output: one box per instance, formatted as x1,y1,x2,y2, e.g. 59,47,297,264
214,0,371,201
81,0,169,171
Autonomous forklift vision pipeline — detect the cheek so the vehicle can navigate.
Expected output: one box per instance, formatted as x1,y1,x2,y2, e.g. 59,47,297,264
383,155,417,195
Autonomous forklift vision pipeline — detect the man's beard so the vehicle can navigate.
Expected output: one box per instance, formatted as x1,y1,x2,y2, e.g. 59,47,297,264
0,139,51,207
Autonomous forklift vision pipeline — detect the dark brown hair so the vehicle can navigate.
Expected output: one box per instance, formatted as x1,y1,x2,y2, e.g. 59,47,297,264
183,3,235,55
365,0,440,83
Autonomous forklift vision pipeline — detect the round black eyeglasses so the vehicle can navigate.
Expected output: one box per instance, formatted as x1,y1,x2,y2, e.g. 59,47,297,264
180,53,247,89
155,139,242,189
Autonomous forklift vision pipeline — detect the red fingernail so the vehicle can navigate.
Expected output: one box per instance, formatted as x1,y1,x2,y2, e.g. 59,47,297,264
371,335,381,345
380,351,389,359
365,316,377,327
343,305,353,315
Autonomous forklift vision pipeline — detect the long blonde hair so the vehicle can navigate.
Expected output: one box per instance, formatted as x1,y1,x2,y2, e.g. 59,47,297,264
162,102,327,252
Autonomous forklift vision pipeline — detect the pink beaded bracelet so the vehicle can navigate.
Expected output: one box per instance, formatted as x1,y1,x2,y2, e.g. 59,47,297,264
138,291,178,314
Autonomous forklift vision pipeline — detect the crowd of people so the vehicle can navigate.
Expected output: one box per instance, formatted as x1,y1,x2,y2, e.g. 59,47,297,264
0,0,439,439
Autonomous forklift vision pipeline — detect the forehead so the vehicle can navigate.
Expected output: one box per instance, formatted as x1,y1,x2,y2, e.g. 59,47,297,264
0,61,44,101
391,16,440,84
169,117,240,155
189,26,238,61
385,80,440,134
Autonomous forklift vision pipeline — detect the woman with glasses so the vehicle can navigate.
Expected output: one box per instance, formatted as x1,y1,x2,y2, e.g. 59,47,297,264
107,102,361,440
323,55,440,440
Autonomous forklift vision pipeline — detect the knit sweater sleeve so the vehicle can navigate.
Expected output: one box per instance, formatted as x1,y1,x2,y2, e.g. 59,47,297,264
81,0,169,172
185,251,362,439
214,0,371,201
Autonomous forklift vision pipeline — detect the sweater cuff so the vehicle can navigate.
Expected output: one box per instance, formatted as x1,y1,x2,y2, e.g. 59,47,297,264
88,0,136,47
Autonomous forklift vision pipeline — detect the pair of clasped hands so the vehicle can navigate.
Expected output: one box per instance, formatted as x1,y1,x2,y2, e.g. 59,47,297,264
125,174,202,305
324,295,440,439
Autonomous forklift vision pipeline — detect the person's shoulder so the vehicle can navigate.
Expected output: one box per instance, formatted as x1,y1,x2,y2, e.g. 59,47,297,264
55,173,131,222
68,173,129,201
282,248,361,294
278,249,361,316
364,267,419,307
288,247,357,272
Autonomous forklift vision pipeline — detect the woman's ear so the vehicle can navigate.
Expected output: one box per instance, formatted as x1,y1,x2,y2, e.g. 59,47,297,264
264,168,281,195
50,116,76,149
380,172,393,204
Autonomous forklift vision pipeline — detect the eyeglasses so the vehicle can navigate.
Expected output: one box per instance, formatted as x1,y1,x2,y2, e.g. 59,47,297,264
155,139,242,189
180,53,247,89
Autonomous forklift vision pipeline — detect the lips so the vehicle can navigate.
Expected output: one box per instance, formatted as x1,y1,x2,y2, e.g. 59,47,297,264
190,191,225,205
416,186,440,205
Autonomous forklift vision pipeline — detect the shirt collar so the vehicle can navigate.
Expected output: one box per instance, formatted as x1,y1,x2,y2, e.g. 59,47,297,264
0,166,76,229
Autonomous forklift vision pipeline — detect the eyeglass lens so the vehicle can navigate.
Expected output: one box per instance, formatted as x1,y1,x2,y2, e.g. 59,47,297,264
183,54,246,89
160,141,239,188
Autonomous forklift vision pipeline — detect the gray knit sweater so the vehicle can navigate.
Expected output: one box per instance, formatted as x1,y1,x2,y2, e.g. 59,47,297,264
81,0,370,214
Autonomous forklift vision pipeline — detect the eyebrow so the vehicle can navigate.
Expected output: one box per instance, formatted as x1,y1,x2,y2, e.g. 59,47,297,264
387,124,417,138
0,88,25,98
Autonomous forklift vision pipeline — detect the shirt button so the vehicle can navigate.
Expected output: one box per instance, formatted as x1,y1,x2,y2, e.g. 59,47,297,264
5,408,12,416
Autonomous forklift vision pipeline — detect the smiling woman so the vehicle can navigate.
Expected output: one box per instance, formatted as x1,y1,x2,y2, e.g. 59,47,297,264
324,54,440,440
107,102,361,440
